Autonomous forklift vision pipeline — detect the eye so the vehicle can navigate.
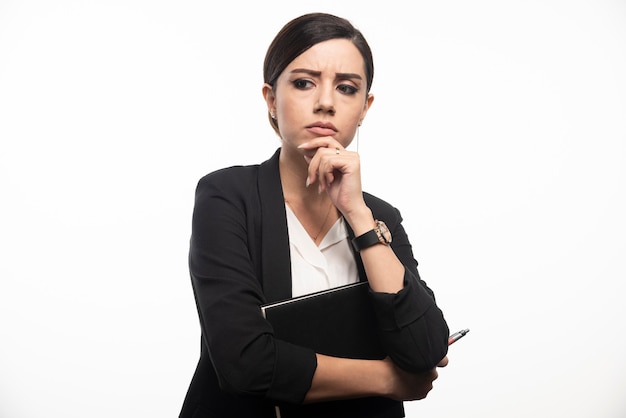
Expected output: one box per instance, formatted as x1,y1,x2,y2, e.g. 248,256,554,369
292,79,314,90
337,84,359,95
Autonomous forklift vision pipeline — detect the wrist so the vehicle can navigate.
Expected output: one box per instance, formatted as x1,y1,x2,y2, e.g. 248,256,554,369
377,358,396,398
343,206,375,236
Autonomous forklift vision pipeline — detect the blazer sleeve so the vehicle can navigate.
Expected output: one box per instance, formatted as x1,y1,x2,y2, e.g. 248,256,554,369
189,171,317,404
367,203,450,373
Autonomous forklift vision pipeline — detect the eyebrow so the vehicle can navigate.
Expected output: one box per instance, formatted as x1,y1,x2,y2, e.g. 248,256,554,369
289,68,363,81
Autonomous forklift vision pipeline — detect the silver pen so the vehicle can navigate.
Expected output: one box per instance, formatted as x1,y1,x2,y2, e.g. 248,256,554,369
448,328,470,345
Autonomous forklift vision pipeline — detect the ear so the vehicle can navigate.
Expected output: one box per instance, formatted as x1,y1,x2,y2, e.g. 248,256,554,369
262,83,276,114
359,93,375,125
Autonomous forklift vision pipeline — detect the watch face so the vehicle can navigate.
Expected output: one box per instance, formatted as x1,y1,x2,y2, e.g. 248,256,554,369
376,221,392,244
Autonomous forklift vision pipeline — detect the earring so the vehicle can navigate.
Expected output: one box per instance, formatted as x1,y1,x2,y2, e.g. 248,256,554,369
270,110,276,119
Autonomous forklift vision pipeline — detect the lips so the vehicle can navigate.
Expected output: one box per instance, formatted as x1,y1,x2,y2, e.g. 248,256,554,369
306,122,337,137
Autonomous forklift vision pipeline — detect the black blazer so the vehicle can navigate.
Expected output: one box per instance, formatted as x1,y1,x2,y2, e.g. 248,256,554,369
179,149,449,418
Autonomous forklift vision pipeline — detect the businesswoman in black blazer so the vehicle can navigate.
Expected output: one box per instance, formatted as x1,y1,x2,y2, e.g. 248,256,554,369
179,12,450,418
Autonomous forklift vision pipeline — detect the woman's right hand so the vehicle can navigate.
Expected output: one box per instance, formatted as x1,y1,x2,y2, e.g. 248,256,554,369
383,356,447,401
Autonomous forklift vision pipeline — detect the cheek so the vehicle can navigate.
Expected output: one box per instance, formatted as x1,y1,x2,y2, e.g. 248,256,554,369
346,107,365,125
278,98,303,122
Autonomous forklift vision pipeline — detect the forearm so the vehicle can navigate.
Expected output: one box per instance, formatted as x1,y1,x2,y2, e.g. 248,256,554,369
344,205,405,294
345,202,449,372
304,354,392,403
293,207,447,400
305,354,441,404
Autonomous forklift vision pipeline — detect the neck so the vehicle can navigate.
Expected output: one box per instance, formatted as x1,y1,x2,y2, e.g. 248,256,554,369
279,146,325,203
280,147,339,244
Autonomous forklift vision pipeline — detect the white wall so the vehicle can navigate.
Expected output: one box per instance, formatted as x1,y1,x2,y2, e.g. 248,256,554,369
1,1,625,417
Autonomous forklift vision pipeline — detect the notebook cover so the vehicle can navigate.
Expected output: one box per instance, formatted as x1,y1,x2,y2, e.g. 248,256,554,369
261,281,385,359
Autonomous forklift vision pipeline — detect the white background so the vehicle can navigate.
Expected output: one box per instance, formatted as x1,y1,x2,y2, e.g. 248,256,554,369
1,1,625,417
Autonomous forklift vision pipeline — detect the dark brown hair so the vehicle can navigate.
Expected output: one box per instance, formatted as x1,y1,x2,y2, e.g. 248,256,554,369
263,13,374,132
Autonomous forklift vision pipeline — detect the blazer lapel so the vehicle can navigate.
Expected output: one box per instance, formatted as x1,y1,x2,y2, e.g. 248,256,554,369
258,149,293,303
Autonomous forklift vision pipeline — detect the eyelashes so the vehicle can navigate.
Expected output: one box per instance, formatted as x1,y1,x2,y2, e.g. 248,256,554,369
291,79,360,95
337,84,359,95
292,79,314,89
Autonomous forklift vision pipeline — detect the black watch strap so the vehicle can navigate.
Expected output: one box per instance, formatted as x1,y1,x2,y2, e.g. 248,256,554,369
351,229,380,252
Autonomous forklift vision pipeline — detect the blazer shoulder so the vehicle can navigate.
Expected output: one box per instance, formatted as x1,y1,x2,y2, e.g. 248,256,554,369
195,149,281,196
196,164,260,194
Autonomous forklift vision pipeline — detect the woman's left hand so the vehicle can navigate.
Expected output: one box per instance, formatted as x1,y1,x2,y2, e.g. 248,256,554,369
298,137,366,216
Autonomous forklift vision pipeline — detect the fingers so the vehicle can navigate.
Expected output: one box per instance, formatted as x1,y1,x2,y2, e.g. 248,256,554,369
437,356,449,368
418,368,439,400
298,140,349,192
297,136,342,152
386,361,440,401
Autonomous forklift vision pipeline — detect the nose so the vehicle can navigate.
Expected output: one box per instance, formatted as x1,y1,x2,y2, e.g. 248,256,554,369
314,85,335,115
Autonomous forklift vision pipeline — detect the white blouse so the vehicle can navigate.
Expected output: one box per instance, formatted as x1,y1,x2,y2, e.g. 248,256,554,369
285,204,359,297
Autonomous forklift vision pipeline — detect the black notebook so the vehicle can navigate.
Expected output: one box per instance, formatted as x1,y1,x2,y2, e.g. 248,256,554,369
260,281,385,360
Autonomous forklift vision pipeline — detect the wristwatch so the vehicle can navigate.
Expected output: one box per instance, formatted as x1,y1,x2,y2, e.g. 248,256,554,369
351,220,392,251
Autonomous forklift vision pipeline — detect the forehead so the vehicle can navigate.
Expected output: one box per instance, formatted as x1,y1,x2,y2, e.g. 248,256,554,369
284,38,366,76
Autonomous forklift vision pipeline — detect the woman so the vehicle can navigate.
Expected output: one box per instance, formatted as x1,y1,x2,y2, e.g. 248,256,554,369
179,12,450,418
